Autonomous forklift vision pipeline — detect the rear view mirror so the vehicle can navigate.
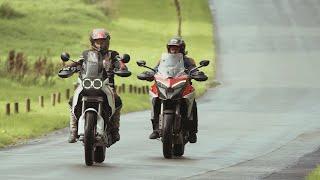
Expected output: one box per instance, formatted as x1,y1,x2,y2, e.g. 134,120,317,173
199,60,210,67
122,54,130,63
61,52,70,62
136,60,146,67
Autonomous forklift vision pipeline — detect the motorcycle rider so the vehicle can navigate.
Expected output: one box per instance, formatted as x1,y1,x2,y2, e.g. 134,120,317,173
66,28,127,143
148,36,200,143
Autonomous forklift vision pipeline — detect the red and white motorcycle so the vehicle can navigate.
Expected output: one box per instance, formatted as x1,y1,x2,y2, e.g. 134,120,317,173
137,53,209,158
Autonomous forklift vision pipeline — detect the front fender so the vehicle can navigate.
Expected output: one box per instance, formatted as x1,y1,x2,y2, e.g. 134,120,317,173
78,108,105,137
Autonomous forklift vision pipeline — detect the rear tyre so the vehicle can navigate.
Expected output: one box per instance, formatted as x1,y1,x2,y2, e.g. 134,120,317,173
162,113,174,159
84,112,96,166
173,144,185,156
94,146,106,163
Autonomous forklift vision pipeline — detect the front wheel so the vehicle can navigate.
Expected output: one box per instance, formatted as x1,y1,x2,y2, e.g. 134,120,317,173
173,144,185,157
162,113,174,159
84,112,96,166
94,146,106,163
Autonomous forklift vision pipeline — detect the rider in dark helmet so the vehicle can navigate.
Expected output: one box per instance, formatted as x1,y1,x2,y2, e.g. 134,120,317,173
148,36,199,143
167,36,186,54
67,28,127,143
90,28,111,53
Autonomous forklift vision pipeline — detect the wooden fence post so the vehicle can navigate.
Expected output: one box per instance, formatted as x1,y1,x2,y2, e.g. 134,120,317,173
73,83,78,91
39,96,44,107
117,85,121,94
122,83,126,93
133,86,137,94
51,93,56,106
57,92,61,103
119,85,122,94
14,102,19,114
138,87,141,94
66,89,70,100
26,98,31,112
6,103,10,116
142,86,146,94
129,84,133,93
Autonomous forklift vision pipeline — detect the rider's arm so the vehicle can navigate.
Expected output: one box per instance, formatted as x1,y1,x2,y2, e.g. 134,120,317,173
185,57,208,80
65,59,83,67
64,50,87,68
114,60,127,71
63,55,84,73
185,57,197,72
110,50,128,71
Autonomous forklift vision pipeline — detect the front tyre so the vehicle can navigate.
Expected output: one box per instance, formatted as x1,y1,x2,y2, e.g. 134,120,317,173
84,112,96,166
173,144,185,156
94,146,106,163
162,113,174,159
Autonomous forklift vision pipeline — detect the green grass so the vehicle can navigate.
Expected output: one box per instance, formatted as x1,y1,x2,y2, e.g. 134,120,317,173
0,0,215,147
307,166,320,180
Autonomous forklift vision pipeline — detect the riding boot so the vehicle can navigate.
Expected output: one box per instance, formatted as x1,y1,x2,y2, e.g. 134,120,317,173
68,105,78,143
149,119,160,139
149,98,160,139
111,108,121,143
188,101,198,143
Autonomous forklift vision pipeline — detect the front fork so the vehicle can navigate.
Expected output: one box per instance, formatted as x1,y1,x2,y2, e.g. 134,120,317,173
159,101,183,144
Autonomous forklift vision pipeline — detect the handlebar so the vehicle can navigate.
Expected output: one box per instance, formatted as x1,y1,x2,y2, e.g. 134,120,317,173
137,70,208,82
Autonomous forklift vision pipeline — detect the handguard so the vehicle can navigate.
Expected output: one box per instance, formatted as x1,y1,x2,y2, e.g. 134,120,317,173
137,71,154,81
191,71,208,81
58,67,77,78
114,70,132,77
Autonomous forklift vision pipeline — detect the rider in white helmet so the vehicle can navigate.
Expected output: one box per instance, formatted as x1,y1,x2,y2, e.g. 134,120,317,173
67,28,127,143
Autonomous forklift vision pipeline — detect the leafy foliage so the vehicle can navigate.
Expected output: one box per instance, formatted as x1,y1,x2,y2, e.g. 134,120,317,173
0,2,24,19
1,50,62,86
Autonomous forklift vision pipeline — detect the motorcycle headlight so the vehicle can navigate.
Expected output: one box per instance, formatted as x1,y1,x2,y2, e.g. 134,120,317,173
82,79,92,89
172,80,186,89
93,79,103,89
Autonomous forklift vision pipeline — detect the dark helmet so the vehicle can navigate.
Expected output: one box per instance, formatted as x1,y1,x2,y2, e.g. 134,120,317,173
89,28,111,52
166,36,186,55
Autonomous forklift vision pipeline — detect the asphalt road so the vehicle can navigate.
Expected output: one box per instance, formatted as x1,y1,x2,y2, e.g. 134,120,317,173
1,0,320,180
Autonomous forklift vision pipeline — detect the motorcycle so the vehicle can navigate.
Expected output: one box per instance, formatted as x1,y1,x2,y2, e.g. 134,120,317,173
58,51,131,166
136,53,209,158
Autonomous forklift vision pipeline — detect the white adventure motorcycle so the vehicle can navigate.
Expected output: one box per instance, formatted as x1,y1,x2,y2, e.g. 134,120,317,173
58,51,131,165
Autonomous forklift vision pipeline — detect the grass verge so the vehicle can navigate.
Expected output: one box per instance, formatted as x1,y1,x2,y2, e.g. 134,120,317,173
307,166,320,180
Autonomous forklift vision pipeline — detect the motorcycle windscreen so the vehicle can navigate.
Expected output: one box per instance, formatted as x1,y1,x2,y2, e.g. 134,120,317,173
157,53,186,78
82,51,103,78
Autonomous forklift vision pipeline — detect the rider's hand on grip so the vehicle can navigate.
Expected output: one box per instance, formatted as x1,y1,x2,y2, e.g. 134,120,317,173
191,71,208,81
137,71,154,81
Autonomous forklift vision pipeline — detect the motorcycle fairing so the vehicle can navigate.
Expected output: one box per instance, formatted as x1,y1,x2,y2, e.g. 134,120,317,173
154,74,189,87
72,78,116,117
149,83,158,98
